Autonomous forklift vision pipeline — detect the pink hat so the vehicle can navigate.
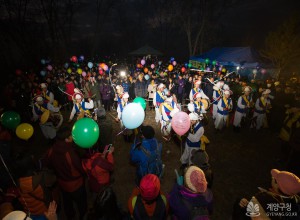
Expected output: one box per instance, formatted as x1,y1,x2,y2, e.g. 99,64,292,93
139,174,160,201
184,166,207,193
271,169,300,196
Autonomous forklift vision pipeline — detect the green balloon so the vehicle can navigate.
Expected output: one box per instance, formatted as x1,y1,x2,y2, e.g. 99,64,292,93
188,63,192,68
72,118,99,148
1,111,21,129
133,97,147,110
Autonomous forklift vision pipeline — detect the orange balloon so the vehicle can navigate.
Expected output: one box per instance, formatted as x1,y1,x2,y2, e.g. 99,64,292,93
168,65,174,71
144,68,148,73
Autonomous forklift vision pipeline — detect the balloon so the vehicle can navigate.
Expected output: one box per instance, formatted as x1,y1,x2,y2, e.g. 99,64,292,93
206,67,210,71
144,68,148,73
82,71,86,77
67,68,72,74
171,112,190,136
1,111,21,129
103,65,108,71
99,69,104,75
15,69,22,76
133,97,147,110
205,58,210,64
212,60,217,66
72,118,99,148
137,64,141,68
144,74,150,80
41,59,46,65
141,59,146,65
77,68,83,74
88,62,93,68
172,61,177,66
158,61,162,66
71,56,77,62
181,67,186,73
150,64,155,69
168,65,173,71
40,70,46,76
222,68,226,73
253,69,258,74
47,65,53,71
121,103,145,129
64,63,69,68
184,63,188,68
79,55,84,62
188,63,192,68
261,69,266,74
170,57,175,62
16,123,34,140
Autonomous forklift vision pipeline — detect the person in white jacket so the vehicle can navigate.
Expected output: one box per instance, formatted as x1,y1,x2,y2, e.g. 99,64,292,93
233,86,253,131
153,83,166,123
189,80,209,103
214,89,233,130
180,113,204,165
147,79,157,110
68,93,94,121
251,89,272,130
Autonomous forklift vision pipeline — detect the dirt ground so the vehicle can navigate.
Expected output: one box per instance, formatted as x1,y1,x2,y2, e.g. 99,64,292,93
10,106,284,220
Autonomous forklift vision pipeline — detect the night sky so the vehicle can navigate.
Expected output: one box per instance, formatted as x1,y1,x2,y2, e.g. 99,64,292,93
0,0,299,69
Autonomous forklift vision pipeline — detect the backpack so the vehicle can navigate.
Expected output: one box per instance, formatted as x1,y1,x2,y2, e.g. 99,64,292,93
140,140,163,178
181,196,209,220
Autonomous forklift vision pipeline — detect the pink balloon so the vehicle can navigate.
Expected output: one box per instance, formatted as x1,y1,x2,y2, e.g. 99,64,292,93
172,61,177,66
171,112,190,136
141,59,146,65
151,64,155,69
47,65,53,71
82,71,86,77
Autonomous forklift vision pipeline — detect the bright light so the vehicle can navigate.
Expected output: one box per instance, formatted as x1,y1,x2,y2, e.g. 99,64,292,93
120,71,126,77
236,66,240,70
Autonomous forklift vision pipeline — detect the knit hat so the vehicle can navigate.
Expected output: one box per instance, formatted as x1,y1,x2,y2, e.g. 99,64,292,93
140,174,160,201
271,169,300,196
184,166,207,193
141,126,155,139
3,211,32,220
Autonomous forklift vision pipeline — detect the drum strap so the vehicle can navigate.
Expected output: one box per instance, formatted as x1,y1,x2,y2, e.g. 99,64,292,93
35,103,47,113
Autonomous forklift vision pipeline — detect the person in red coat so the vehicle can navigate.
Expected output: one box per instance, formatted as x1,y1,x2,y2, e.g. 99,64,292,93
65,77,75,110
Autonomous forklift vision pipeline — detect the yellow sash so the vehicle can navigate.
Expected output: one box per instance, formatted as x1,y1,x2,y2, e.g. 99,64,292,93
260,97,267,108
193,88,198,93
242,95,250,106
157,91,166,100
162,102,174,112
194,101,201,108
223,97,229,109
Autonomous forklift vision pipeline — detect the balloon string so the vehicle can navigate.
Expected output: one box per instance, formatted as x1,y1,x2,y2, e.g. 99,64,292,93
0,152,31,217
116,128,127,136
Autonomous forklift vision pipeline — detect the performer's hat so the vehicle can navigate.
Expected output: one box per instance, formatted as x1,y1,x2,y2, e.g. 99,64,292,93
189,112,199,121
243,86,252,93
224,90,233,95
213,82,222,91
122,92,129,99
187,103,195,113
194,80,201,85
40,83,47,88
36,96,43,102
158,83,165,89
73,93,84,100
223,84,230,91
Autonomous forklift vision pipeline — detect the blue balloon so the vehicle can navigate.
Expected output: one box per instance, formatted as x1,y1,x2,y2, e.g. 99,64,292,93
121,103,145,129
144,74,150,80
184,63,188,68
88,62,93,68
40,70,46,76
158,61,162,66
79,55,84,61
170,57,175,62
64,63,69,68
41,59,46,65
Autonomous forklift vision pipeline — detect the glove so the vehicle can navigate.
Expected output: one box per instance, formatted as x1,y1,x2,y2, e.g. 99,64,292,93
175,169,183,186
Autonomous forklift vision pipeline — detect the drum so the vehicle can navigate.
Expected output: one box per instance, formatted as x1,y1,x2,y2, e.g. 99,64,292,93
40,110,50,124
200,99,210,111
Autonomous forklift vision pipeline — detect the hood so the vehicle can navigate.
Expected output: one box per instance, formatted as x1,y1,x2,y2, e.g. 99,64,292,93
142,138,158,151
178,185,213,206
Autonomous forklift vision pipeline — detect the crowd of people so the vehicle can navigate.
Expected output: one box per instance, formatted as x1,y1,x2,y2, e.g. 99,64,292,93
0,57,300,219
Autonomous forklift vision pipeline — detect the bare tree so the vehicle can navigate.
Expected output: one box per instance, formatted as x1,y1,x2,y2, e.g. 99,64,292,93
261,15,300,79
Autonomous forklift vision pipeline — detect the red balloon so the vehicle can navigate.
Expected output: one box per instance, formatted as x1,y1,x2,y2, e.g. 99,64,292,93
71,56,78,63
16,69,22,76
99,69,104,75
181,67,186,73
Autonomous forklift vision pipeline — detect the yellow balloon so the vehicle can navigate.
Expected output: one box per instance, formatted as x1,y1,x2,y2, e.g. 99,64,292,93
222,68,226,73
168,64,173,71
77,68,83,74
16,123,34,140
67,68,72,74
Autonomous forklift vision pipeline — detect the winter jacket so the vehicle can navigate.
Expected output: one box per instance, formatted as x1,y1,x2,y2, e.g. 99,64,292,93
65,82,75,101
168,183,213,220
135,80,146,97
100,83,112,101
130,138,162,180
